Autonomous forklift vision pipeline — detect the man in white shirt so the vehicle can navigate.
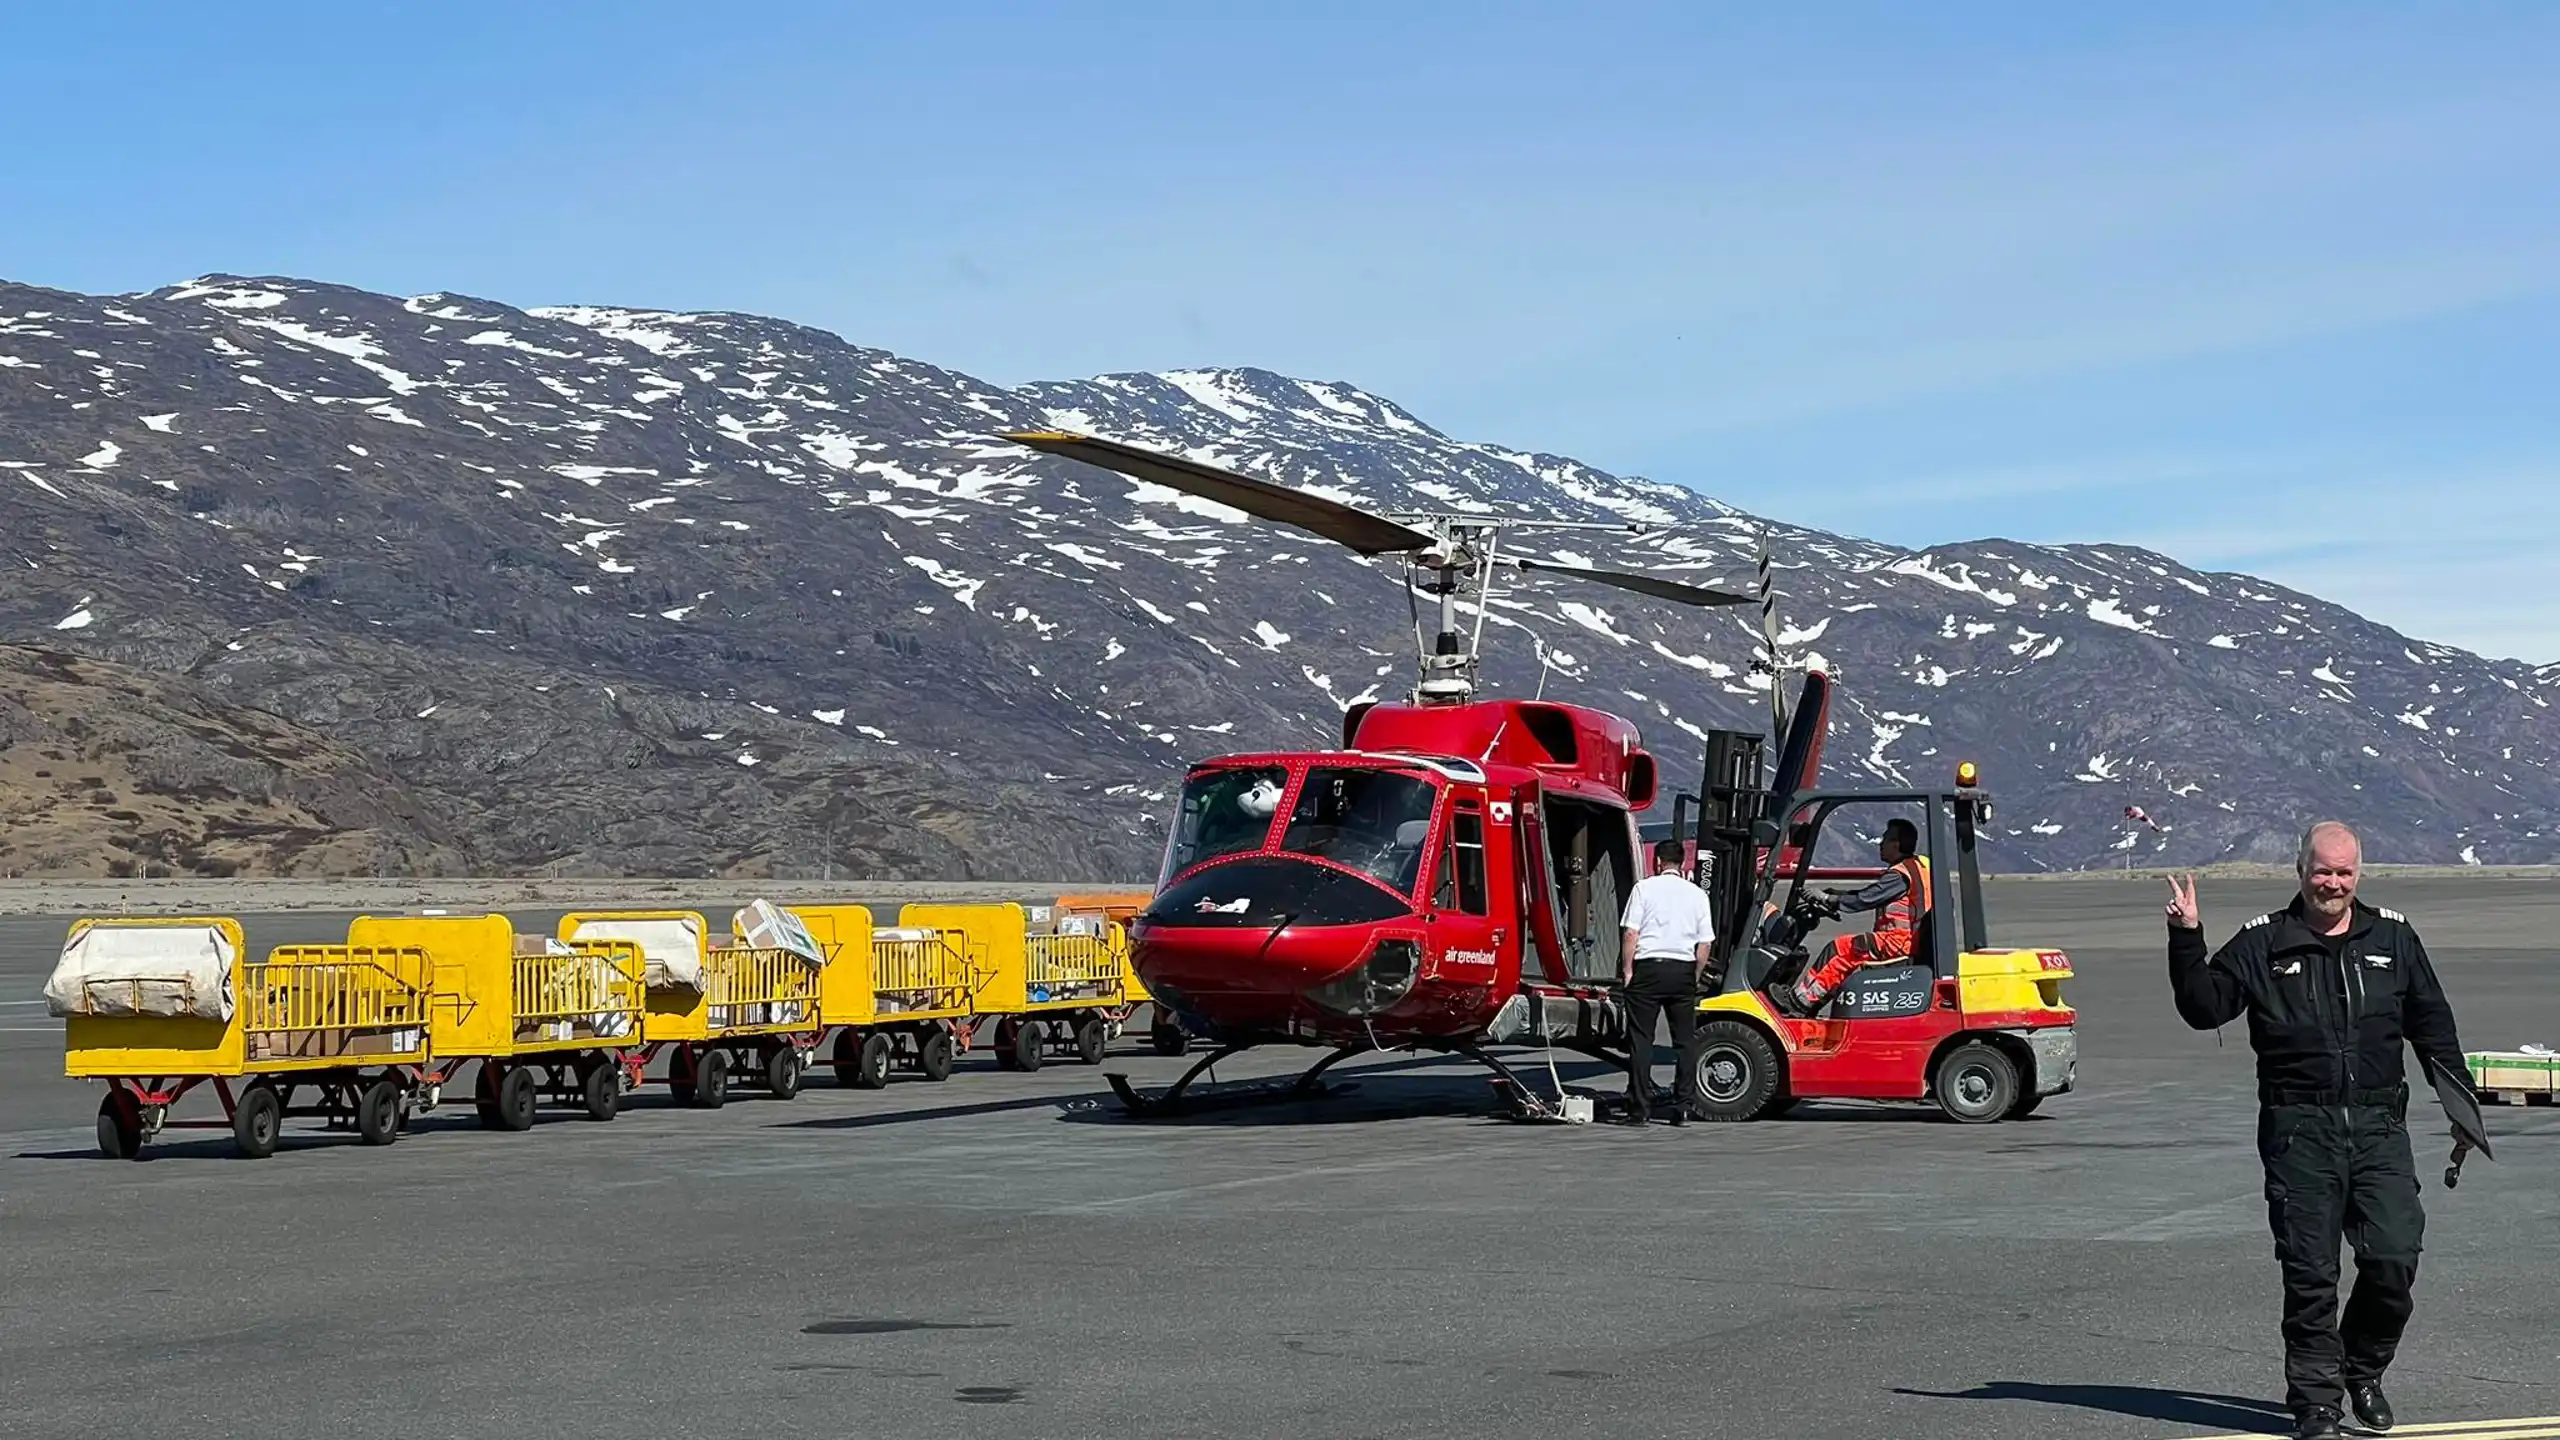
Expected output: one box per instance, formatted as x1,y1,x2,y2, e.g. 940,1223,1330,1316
1615,838,1717,1126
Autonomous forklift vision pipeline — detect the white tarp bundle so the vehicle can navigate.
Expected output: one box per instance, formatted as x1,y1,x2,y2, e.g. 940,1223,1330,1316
45,923,237,1021
566,914,705,992
733,899,826,969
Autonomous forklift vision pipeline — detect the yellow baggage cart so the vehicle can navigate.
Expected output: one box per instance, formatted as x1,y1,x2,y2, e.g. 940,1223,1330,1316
796,904,983,1088
347,914,645,1130
1057,890,1189,1057
55,916,431,1160
904,902,1133,1073
557,909,822,1107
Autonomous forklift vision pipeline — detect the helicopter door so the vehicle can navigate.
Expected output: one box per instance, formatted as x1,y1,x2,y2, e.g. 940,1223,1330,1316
1514,784,1565,982
1425,797,1504,988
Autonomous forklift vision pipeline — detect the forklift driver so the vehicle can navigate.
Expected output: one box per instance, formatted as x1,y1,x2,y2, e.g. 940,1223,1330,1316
1770,818,1930,1017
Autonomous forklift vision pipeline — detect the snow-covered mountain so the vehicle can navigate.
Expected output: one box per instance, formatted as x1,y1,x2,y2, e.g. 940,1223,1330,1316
1,273,2551,878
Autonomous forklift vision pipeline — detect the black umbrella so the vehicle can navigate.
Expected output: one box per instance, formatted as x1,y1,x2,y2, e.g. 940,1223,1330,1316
2424,1057,2494,1187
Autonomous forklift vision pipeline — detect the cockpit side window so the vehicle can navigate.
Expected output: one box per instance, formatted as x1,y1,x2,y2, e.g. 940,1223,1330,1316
1450,806,1488,915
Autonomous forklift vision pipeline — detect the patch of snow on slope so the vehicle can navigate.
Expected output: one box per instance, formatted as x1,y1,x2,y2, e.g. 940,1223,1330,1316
1557,602,1633,645
53,600,94,630
1161,370,1263,423
2087,597,2159,634
78,441,119,468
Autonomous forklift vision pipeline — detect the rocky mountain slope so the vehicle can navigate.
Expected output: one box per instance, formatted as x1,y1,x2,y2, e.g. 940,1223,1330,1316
1,273,2551,878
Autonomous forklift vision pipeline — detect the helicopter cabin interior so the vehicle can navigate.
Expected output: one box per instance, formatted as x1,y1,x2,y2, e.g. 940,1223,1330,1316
1529,795,1636,984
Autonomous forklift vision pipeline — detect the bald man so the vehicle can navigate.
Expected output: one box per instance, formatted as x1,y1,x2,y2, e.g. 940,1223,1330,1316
2166,822,2478,1440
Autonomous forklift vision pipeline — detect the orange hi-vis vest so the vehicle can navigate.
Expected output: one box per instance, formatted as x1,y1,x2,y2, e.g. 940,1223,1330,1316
1878,855,1931,933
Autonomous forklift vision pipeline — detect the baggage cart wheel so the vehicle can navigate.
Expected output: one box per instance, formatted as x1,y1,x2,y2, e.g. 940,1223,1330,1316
765,1044,804,1099
1689,1021,1783,1123
694,1048,731,1109
356,1078,402,1146
233,1083,283,1159
97,1091,145,1161
494,1065,539,1132
1009,1020,1045,1073
1074,1016,1108,1066
849,1033,892,1090
917,1029,956,1082
1150,1022,1191,1058
830,1029,864,1088
1934,1042,2018,1125
581,1062,620,1122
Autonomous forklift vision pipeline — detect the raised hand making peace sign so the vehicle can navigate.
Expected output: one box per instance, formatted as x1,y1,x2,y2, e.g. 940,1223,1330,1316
2164,873,2202,931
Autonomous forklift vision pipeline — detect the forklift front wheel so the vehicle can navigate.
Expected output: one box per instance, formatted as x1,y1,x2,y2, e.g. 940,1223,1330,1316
1933,1041,2019,1124
1689,1021,1783,1123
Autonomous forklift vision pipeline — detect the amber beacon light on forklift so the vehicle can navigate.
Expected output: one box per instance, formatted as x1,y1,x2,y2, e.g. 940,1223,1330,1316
1669,735,2079,1125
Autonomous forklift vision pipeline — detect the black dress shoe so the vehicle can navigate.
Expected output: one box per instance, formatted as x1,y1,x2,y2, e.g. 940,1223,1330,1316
2348,1380,2393,1432
2294,1405,2344,1440
1609,1110,1650,1127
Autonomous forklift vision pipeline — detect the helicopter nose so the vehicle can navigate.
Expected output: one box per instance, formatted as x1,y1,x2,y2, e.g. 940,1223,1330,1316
1132,924,1374,1029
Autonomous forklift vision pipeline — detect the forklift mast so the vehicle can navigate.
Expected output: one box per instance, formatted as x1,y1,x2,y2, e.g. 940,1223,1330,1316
1691,728,1769,975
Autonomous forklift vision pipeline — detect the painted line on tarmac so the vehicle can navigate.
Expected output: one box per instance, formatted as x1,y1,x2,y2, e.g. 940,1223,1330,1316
1,998,49,1006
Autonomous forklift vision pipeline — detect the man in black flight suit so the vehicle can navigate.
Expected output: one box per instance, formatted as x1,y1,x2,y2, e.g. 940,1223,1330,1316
2166,821,2486,1440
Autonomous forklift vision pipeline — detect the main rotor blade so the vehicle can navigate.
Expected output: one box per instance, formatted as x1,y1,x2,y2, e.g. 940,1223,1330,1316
1514,557,1754,608
1004,430,1438,556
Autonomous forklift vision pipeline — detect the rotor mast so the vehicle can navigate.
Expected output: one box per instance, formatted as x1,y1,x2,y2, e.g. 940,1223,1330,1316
999,430,1761,709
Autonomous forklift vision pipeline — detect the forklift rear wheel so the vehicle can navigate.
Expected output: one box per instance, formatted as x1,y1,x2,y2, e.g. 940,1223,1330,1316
2004,1088,2044,1120
1150,1023,1191,1057
1934,1041,2018,1124
1689,1021,1782,1122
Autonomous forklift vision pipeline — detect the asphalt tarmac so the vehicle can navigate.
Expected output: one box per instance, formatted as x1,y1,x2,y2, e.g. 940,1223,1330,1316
2,875,2555,1440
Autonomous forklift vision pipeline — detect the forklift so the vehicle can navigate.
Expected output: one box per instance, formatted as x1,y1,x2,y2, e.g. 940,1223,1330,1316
1660,728,2080,1123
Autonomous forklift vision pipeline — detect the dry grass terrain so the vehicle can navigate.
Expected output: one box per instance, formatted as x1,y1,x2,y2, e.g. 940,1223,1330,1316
0,643,463,879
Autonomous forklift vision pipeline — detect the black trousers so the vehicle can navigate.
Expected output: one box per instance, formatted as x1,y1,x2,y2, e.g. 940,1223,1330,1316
1621,959,1701,1119
2259,1101,2425,1414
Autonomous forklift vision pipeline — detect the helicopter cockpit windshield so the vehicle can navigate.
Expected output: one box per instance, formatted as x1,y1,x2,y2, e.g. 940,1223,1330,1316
1277,766,1438,895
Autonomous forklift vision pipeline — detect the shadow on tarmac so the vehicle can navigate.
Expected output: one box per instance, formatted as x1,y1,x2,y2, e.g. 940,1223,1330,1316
1898,1381,2291,1431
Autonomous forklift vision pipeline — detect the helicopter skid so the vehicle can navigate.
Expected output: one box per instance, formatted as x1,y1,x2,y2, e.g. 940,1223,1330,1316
1105,1042,1368,1118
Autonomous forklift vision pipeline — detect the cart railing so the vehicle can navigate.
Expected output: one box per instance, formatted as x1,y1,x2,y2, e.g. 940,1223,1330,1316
515,941,647,1030
873,929,974,1013
242,946,429,1034
704,945,821,1029
1025,930,1121,998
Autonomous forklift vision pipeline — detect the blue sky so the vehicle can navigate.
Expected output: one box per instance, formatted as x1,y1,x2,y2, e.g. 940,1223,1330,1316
5,3,2554,659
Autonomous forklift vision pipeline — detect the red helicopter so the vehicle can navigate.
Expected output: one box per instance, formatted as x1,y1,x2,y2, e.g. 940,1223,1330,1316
1004,430,1834,1115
